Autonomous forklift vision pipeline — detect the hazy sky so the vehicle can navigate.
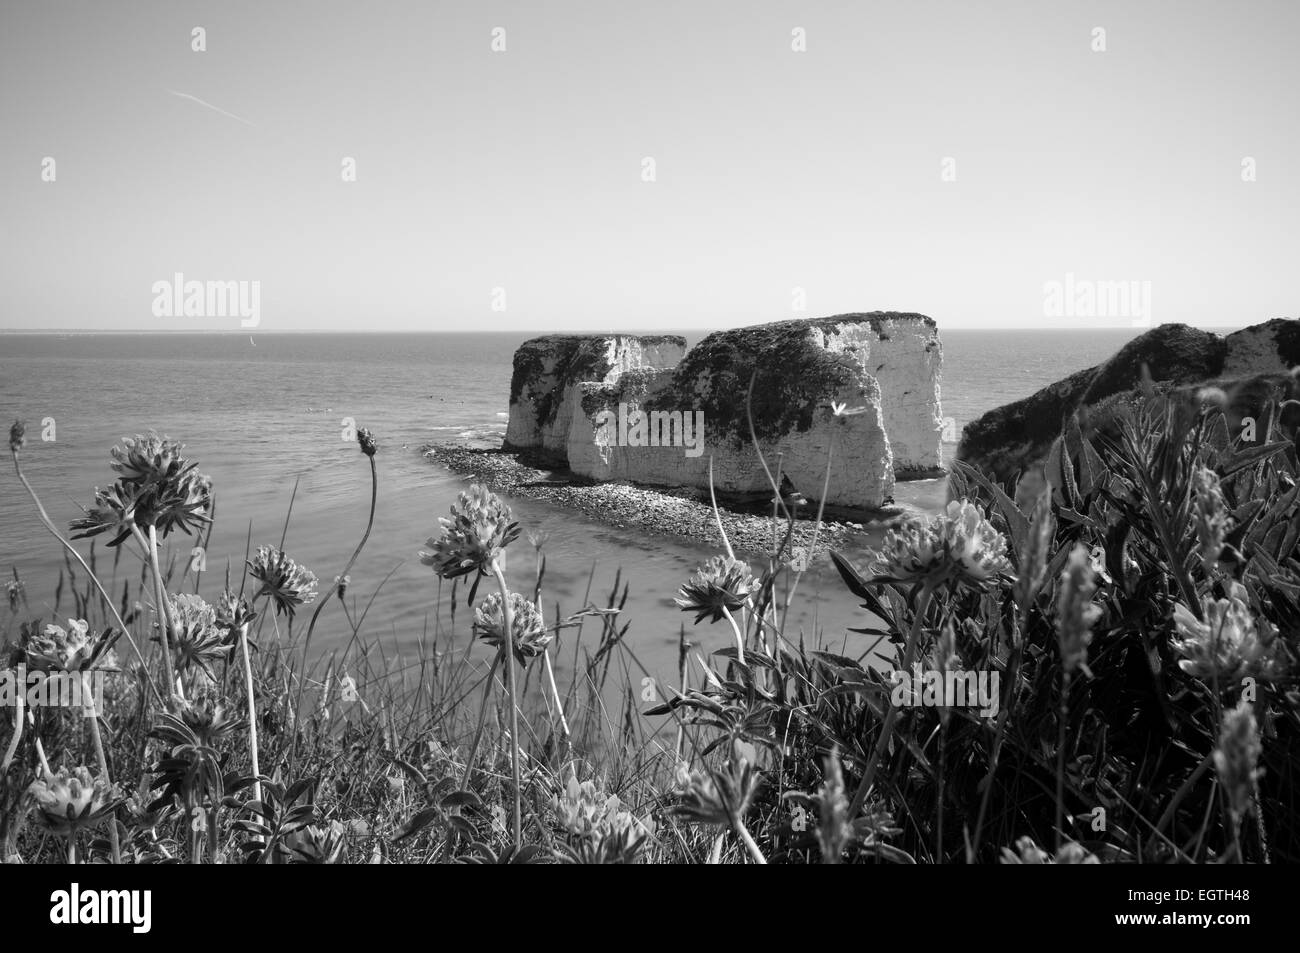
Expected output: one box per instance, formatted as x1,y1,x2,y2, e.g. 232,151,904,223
1,0,1296,332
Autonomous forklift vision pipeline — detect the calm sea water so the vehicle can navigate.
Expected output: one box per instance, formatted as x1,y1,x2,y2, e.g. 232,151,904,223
0,329,1139,686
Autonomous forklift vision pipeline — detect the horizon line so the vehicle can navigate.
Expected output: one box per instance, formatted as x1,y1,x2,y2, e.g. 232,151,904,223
0,323,1261,335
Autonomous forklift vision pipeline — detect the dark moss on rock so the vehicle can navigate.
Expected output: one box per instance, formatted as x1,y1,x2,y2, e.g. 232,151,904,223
1081,325,1225,404
958,319,1300,486
1263,318,1300,369
646,313,931,448
508,335,686,431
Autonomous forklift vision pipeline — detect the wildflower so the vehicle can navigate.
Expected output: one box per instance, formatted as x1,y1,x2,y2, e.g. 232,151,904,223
160,593,231,680
473,591,552,663
999,835,1099,864
110,432,186,484
335,575,350,601
672,746,762,827
1214,699,1261,822
552,772,654,864
356,427,378,457
873,499,1011,591
1014,493,1054,608
553,773,650,841
419,484,520,580
102,433,212,539
553,774,611,837
27,766,119,836
1172,591,1285,686
21,619,97,672
213,589,257,634
1056,545,1101,675
674,556,755,624
1191,466,1230,574
69,481,140,547
8,420,25,452
170,683,241,746
1196,387,1229,411
248,545,318,618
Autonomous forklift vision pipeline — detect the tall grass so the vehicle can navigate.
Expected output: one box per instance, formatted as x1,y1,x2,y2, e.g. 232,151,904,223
2,376,1298,864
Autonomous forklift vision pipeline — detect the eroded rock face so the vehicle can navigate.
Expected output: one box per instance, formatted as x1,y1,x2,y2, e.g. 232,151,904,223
567,359,896,509
502,314,944,512
957,318,1300,485
503,335,687,463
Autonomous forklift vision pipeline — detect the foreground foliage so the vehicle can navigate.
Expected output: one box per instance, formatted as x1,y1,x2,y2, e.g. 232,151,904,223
2,375,1298,863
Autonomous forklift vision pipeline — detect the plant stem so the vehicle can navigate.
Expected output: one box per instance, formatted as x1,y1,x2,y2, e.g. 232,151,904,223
542,647,571,749
721,606,746,666
27,710,52,776
295,455,377,734
848,583,935,819
735,819,767,864
144,524,180,700
238,623,263,804
82,671,121,865
490,561,522,851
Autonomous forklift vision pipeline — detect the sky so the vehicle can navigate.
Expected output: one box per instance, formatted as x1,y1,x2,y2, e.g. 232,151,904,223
0,0,1297,332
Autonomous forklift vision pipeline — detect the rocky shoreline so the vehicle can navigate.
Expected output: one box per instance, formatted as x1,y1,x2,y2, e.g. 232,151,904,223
424,444,916,558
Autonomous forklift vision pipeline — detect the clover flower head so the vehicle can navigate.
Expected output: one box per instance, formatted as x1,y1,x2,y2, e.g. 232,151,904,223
27,766,118,836
671,744,762,827
1173,591,1284,686
83,433,212,540
69,481,140,547
473,591,551,663
420,485,520,579
1056,544,1102,675
8,420,25,452
171,682,241,745
110,432,185,484
248,546,318,618
551,771,654,864
21,618,96,672
674,555,755,624
1214,699,1262,822
214,588,257,634
873,499,1011,590
162,593,231,680
553,773,646,838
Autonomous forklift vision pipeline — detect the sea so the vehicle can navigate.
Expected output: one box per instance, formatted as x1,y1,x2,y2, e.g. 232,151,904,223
0,329,1141,689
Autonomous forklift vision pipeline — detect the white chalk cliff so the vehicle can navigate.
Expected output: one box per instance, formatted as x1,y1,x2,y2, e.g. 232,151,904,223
503,314,944,511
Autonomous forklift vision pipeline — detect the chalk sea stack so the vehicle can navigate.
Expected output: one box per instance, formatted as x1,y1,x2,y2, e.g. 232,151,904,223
503,334,688,461
503,313,944,511
957,318,1300,485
